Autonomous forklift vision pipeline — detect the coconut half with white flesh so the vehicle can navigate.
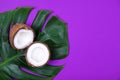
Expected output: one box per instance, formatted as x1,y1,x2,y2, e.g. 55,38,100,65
10,23,34,50
26,42,50,67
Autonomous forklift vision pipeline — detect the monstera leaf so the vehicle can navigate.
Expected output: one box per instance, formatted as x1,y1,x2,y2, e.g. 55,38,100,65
0,7,69,80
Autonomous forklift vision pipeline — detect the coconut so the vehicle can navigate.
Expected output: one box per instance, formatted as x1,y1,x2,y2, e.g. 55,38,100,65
26,42,50,67
10,23,34,50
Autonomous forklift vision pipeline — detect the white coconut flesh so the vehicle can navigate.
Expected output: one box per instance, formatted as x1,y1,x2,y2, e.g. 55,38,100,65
14,29,34,49
26,43,50,67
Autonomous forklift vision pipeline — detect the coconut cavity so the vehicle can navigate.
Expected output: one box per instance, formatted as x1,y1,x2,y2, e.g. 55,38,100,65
26,42,50,67
10,23,34,50
14,29,34,49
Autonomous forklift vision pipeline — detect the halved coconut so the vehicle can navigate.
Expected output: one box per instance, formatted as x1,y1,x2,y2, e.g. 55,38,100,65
26,42,50,67
10,23,34,50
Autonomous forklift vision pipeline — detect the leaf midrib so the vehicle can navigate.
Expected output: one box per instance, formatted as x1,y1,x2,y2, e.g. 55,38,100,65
0,54,21,67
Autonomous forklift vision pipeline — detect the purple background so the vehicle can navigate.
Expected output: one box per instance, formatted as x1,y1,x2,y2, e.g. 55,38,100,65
0,0,120,80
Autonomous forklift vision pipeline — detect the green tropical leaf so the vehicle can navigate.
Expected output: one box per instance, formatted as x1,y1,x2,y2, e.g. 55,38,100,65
32,10,51,36
0,7,68,80
37,16,69,59
12,7,33,24
16,56,64,77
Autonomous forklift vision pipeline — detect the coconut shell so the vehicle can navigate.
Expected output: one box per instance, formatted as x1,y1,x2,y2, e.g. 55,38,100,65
10,23,35,50
25,42,50,67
